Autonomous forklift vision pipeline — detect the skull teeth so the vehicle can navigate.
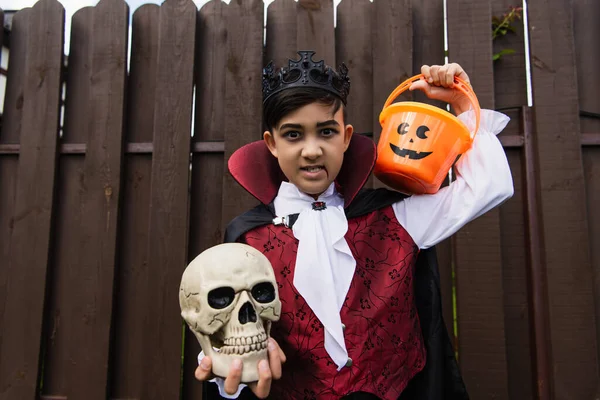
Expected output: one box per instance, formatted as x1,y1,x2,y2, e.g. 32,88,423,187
219,333,268,355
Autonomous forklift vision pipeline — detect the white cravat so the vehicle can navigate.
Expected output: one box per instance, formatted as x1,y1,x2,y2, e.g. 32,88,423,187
273,182,355,370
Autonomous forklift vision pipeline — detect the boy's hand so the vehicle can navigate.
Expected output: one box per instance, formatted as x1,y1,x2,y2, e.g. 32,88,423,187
194,338,287,399
409,63,472,116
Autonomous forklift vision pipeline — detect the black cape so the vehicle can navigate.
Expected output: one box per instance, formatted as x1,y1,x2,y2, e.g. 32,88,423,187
204,188,469,400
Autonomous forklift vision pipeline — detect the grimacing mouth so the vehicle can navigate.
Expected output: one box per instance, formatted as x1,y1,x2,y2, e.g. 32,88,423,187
389,143,432,160
300,165,325,172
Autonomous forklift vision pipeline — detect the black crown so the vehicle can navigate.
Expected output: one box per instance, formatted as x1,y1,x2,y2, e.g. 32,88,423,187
262,51,351,104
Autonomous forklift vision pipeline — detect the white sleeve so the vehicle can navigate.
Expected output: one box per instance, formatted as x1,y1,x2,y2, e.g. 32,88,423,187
392,109,514,249
198,351,247,399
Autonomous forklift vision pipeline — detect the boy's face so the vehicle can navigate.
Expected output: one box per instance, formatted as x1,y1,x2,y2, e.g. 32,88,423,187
264,102,353,198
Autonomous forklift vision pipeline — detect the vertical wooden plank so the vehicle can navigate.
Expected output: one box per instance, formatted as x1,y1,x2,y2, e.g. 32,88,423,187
336,0,372,139
447,1,510,399
62,0,128,398
0,8,25,353
265,0,297,68
491,2,534,398
447,1,494,109
573,0,600,136
492,0,526,139
411,0,454,338
41,6,91,397
0,154,17,349
297,0,334,65
142,1,196,398
0,8,27,145
221,0,263,228
182,2,228,398
528,0,599,397
492,3,527,111
0,10,3,71
583,147,600,376
500,149,534,400
336,0,372,189
573,0,600,372
0,1,64,398
110,5,159,398
372,0,412,189
411,0,444,104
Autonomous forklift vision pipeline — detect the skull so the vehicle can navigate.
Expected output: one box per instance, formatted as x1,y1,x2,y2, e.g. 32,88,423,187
179,243,281,382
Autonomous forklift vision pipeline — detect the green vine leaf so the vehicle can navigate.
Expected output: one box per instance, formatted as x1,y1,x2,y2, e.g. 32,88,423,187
492,6,523,61
493,48,516,61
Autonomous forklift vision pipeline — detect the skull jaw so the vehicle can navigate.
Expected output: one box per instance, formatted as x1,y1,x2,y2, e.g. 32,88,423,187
193,331,270,383
212,347,268,383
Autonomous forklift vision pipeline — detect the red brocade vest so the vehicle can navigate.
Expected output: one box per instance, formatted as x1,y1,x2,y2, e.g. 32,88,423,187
242,205,426,400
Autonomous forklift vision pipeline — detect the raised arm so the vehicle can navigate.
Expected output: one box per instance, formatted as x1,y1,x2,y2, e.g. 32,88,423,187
393,109,514,249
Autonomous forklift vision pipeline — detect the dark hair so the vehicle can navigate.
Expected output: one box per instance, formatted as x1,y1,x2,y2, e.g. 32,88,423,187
263,87,347,131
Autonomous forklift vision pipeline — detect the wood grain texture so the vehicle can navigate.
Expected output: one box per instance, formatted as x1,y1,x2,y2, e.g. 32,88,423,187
142,1,196,398
297,0,334,65
65,1,128,398
110,7,159,394
41,6,92,398
583,147,600,386
0,1,64,398
0,153,17,364
0,7,17,357
528,0,599,397
573,0,600,136
372,0,412,189
492,2,528,111
411,0,444,105
500,149,534,399
411,0,453,338
336,0,372,188
182,1,229,398
573,0,600,376
0,8,27,145
492,1,533,398
336,0,372,135
221,0,263,229
265,0,297,68
447,1,510,398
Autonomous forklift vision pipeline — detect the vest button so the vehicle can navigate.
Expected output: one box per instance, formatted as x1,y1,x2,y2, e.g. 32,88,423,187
342,323,346,331
345,357,353,368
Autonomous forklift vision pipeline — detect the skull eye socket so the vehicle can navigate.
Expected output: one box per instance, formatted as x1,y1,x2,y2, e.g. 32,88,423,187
208,287,235,309
251,282,276,303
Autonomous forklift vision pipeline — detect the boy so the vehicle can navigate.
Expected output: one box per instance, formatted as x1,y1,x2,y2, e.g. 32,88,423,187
195,51,513,399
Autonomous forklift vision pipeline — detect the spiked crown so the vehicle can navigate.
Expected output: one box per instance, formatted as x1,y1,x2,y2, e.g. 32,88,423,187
262,51,351,104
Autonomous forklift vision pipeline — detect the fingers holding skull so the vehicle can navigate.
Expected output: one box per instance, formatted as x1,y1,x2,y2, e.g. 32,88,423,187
224,359,244,395
268,338,286,379
248,338,285,398
248,359,272,399
194,355,213,381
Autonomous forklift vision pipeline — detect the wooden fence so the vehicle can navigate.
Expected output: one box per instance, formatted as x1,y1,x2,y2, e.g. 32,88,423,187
0,0,598,398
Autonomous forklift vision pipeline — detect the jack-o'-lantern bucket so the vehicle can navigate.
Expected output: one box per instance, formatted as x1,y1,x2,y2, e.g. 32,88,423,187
374,74,480,195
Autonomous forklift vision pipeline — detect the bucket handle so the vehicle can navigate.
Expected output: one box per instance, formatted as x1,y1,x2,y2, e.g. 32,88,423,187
382,74,481,138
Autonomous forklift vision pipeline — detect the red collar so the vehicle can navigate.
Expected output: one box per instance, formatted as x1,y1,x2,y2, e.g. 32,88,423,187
227,135,376,207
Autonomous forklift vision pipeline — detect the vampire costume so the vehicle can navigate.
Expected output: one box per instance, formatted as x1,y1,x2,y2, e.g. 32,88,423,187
201,51,513,399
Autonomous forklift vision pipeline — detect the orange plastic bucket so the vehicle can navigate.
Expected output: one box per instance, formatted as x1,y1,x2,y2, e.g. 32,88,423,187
374,74,480,195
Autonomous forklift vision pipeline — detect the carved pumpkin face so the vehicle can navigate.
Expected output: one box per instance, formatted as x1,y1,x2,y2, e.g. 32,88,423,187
389,122,432,160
